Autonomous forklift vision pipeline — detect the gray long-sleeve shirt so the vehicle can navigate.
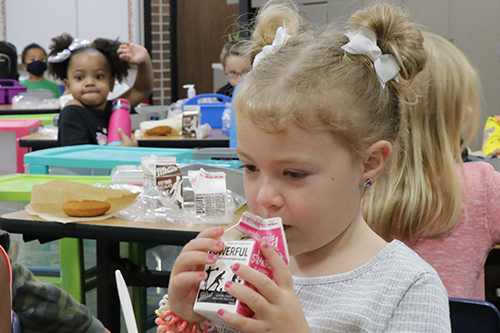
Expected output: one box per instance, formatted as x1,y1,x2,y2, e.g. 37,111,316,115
218,240,451,332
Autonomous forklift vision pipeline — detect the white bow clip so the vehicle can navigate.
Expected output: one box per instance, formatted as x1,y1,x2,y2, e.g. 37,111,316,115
253,23,292,68
47,38,91,63
341,27,400,88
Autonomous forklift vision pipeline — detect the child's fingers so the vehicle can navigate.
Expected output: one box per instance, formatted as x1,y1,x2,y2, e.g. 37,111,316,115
195,226,225,242
117,129,138,147
223,276,270,315
171,234,225,275
223,242,292,304
259,241,293,288
170,270,209,288
173,249,219,272
117,128,130,139
217,308,261,333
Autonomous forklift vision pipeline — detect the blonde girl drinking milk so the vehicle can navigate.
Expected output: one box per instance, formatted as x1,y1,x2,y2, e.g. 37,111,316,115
158,1,451,332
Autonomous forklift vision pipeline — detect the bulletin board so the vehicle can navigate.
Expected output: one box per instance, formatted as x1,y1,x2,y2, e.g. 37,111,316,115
0,0,141,56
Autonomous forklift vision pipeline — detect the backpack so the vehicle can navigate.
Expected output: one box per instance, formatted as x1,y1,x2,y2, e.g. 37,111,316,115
0,41,19,80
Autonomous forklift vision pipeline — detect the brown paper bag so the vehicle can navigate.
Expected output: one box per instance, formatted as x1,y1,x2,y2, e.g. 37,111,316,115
26,179,139,223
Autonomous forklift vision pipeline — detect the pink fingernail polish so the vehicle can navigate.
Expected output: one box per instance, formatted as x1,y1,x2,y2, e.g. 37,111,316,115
225,281,232,289
208,254,215,259
215,241,221,247
218,309,225,316
233,263,240,271
263,242,270,249
199,272,205,277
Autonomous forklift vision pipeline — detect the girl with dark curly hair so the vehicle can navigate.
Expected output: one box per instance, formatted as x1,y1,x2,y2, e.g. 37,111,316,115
48,33,153,146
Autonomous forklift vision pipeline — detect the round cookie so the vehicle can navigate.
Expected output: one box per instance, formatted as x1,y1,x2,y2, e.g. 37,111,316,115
62,200,111,217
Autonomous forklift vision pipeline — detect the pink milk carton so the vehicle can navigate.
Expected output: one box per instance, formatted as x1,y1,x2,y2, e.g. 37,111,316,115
193,211,289,322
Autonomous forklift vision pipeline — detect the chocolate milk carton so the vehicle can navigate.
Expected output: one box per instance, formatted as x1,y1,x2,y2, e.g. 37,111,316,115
141,155,183,208
193,211,289,322
182,105,201,137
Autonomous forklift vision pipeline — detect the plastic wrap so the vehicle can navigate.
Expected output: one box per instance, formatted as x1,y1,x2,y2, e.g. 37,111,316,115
37,125,58,138
195,123,211,139
11,93,60,109
107,179,246,226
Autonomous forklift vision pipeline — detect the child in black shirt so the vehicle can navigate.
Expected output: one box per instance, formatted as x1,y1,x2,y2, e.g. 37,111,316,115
48,34,153,146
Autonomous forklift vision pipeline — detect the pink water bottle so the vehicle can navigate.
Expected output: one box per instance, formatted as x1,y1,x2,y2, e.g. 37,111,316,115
108,98,131,144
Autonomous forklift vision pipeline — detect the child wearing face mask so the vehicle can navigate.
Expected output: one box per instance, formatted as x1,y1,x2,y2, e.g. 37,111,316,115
20,43,62,98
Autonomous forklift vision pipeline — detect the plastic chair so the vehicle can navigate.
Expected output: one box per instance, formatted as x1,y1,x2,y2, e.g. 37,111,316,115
449,297,500,332
12,311,21,333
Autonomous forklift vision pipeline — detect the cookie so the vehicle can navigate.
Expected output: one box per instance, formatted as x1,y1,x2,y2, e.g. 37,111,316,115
62,200,111,217
145,126,173,136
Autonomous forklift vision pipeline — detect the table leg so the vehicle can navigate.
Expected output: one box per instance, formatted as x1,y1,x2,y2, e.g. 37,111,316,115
97,240,121,333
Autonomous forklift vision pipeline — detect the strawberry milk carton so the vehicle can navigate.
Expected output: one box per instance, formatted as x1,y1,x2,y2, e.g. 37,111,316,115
193,211,289,322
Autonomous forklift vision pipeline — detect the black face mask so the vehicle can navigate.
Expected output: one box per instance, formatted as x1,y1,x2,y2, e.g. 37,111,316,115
26,60,47,76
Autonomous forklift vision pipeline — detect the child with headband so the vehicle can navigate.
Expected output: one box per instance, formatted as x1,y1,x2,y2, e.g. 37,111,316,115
48,33,153,146
156,1,450,332
364,32,498,300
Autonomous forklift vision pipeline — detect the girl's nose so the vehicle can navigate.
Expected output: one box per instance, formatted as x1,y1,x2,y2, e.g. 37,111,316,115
84,78,95,86
255,179,285,209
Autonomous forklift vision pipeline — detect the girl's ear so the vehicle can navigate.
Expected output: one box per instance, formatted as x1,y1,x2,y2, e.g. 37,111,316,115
64,78,71,94
362,140,392,185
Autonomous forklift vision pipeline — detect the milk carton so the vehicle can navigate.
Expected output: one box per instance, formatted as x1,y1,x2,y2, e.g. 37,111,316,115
193,211,289,322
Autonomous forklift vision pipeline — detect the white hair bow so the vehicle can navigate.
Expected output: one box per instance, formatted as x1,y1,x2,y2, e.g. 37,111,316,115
47,38,91,63
341,27,400,88
252,23,292,68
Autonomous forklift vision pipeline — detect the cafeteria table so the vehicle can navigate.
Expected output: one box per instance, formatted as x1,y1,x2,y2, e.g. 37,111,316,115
0,207,245,332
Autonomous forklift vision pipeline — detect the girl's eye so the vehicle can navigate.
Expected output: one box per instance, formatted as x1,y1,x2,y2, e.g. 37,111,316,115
96,74,104,80
75,75,83,81
238,164,259,173
284,170,308,179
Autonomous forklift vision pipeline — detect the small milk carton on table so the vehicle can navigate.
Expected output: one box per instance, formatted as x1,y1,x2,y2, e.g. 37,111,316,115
193,211,289,322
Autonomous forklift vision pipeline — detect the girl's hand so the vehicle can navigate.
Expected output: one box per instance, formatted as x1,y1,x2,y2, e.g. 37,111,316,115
117,128,138,147
118,41,149,65
218,242,311,333
168,227,225,323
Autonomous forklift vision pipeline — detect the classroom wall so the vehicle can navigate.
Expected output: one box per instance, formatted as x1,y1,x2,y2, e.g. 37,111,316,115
4,0,142,52
2,0,143,88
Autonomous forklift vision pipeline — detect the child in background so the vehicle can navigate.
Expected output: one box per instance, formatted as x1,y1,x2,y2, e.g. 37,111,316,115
20,43,61,98
363,32,499,300
48,33,153,146
216,40,250,97
159,1,450,332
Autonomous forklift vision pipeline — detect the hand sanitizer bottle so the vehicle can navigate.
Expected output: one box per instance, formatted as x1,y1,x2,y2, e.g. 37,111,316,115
183,84,196,99
108,98,131,145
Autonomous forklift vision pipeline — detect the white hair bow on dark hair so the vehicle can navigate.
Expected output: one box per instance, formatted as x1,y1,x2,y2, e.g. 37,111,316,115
47,39,91,63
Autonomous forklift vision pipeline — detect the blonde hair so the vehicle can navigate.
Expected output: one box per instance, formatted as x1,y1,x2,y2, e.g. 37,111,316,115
220,40,246,68
234,1,426,161
363,32,482,241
